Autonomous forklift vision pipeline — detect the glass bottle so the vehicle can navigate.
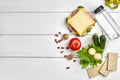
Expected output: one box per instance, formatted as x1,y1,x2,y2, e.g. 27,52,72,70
94,5,120,40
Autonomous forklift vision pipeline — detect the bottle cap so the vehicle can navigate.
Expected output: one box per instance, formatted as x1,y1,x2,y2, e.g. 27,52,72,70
94,5,104,14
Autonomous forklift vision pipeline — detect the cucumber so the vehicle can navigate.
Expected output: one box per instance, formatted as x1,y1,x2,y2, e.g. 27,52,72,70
100,35,106,49
92,34,100,47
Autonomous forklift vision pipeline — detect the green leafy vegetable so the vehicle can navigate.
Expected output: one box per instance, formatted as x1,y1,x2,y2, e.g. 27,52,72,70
87,28,92,33
75,34,80,36
80,60,89,69
77,44,103,69
65,17,68,23
77,6,84,8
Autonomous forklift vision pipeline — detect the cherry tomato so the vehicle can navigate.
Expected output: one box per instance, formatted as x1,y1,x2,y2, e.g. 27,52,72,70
68,38,81,51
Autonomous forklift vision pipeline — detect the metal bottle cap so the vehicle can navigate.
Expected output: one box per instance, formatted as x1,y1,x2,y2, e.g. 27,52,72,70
94,5,104,14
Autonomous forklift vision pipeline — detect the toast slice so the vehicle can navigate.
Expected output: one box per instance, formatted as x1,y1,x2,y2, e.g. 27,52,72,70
67,7,96,36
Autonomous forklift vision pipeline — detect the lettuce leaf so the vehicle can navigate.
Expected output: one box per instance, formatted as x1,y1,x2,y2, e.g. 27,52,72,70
77,44,103,69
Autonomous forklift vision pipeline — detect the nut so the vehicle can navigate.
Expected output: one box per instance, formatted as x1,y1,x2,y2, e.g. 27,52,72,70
55,34,58,37
73,60,76,62
66,67,70,69
58,32,61,34
67,54,73,60
63,33,69,40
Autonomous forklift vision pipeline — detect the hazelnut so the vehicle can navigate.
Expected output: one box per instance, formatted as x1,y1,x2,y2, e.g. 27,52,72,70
67,54,73,60
63,33,69,40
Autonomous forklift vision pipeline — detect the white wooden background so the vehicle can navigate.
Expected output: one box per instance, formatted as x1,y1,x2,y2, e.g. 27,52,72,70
0,0,120,80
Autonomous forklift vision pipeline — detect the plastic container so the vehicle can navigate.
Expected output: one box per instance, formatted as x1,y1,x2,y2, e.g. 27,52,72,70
94,5,120,40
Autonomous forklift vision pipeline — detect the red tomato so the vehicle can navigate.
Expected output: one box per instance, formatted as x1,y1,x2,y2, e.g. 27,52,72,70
68,38,81,51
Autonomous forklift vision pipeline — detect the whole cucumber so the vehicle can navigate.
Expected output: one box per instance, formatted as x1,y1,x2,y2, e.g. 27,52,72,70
100,35,106,49
92,34,100,47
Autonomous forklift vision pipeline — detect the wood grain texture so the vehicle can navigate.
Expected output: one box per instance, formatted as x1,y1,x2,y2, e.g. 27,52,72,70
0,0,120,80
0,13,100,34
0,58,119,80
0,35,92,57
0,35,119,57
0,0,120,12
0,13,119,34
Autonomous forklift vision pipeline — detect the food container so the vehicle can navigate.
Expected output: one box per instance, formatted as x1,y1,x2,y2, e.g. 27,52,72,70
94,5,120,40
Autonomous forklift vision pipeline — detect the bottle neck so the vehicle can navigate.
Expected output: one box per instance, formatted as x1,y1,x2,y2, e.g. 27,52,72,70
95,9,104,14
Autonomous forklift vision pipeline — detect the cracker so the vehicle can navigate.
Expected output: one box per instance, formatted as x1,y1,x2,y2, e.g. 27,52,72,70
99,59,110,76
107,53,118,71
87,65,102,78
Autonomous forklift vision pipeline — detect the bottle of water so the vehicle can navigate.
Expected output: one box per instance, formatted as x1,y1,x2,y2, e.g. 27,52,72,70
94,5,120,40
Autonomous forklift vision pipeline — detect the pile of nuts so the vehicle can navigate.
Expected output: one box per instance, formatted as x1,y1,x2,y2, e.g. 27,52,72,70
54,32,76,69
54,32,69,44
54,32,69,53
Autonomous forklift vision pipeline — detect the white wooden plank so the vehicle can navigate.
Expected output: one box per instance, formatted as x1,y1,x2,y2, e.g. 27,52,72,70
0,0,120,12
0,35,58,57
0,35,91,57
0,13,71,34
0,35,119,57
0,13,120,34
0,58,119,80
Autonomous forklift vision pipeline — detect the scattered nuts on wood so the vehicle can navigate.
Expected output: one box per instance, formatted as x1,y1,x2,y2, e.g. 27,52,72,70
54,32,73,70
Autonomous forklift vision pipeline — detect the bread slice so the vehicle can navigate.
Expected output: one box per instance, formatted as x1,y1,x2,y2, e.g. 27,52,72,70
67,8,95,36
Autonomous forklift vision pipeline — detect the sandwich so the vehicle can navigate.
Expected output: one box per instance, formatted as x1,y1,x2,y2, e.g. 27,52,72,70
66,6,96,36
